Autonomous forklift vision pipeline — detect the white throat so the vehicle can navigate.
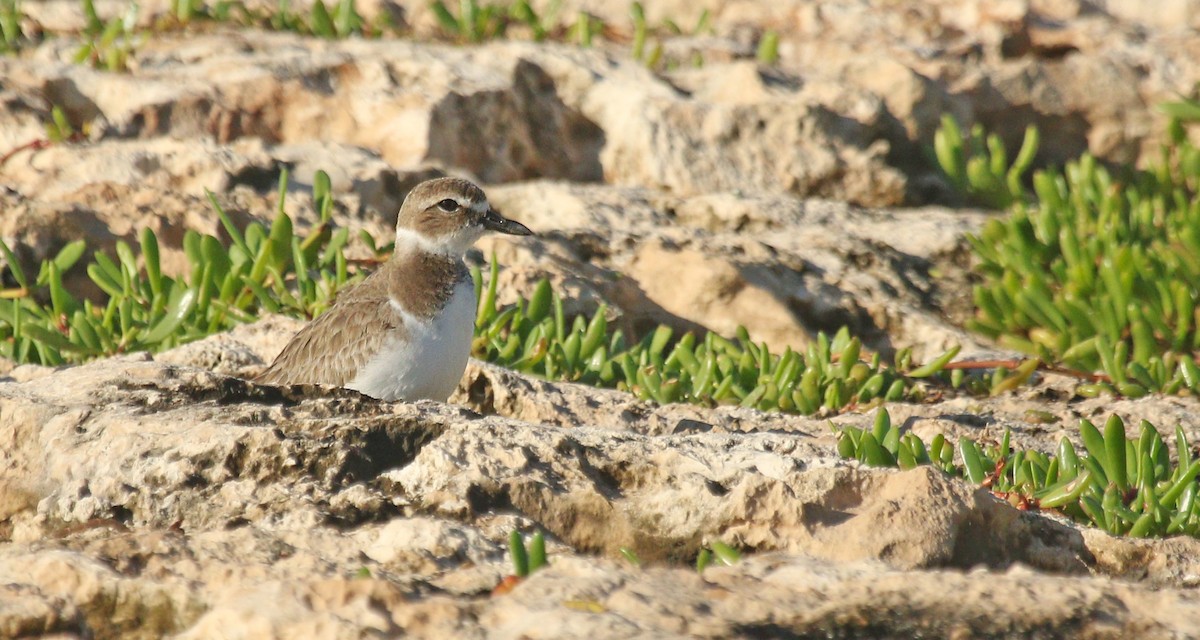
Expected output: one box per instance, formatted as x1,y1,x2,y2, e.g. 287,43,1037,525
394,226,484,258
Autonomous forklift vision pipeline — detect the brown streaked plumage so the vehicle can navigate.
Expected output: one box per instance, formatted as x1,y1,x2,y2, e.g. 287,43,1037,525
255,177,532,401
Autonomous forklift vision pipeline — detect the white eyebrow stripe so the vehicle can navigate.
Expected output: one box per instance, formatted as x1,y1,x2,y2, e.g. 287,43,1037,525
468,200,490,215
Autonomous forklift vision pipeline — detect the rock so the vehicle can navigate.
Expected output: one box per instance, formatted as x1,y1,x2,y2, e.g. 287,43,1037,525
624,239,817,350
0,339,1199,635
180,577,410,640
359,517,501,573
5,3,1200,636
1,137,269,285
0,548,199,638
1099,0,1200,30
1083,530,1200,588
3,33,906,205
486,554,1200,638
581,79,907,205
456,359,828,437
388,413,1087,571
155,332,267,377
0,87,50,159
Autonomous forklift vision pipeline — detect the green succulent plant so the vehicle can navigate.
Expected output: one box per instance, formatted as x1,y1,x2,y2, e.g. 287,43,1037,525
943,111,1200,397
756,30,779,66
509,529,547,577
1,0,28,53
0,170,354,364
837,409,1200,538
934,115,1039,210
74,0,142,72
430,0,510,42
471,263,961,413
695,540,740,573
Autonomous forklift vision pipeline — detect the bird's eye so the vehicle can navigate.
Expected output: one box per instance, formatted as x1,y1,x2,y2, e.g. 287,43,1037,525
436,199,459,212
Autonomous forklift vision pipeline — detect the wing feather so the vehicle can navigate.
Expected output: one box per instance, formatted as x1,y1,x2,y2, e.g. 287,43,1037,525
255,276,405,387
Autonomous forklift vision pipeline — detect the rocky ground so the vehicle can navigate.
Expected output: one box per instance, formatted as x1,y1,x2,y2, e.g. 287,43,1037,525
3,0,1200,637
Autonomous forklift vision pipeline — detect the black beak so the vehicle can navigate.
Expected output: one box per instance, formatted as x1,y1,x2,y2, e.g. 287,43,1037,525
481,208,533,236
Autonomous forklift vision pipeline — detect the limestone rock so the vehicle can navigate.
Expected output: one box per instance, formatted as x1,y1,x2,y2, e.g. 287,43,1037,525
4,3,1200,636
0,339,1198,635
624,239,817,351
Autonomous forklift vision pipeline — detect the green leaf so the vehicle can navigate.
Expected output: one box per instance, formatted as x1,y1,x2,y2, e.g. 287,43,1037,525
906,435,930,465
334,0,362,36
1007,125,1039,194
140,227,163,300
430,0,462,35
509,530,529,578
206,190,250,258
1079,419,1107,470
310,0,335,36
649,325,673,358
141,287,197,345
1160,99,1200,122
929,433,945,465
1035,470,1092,509
1056,437,1079,478
991,358,1040,394
273,167,292,218
52,240,88,274
68,310,103,353
267,212,295,272
756,30,779,65
1103,414,1129,492
1160,461,1200,509
241,276,283,312
857,433,894,467
82,0,103,32
959,438,986,484
1128,512,1156,538
1177,425,1193,470
476,259,499,328
934,115,966,189
580,306,608,361
318,227,350,268
709,541,741,566
527,531,546,573
562,332,582,371
526,279,551,323
115,240,138,285
907,345,961,378
0,238,28,290
871,408,890,444
837,431,857,458
47,262,76,317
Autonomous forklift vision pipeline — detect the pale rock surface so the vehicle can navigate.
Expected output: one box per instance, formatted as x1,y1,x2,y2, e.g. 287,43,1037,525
1,33,902,203
623,239,820,351
1098,0,1200,29
4,1,1200,636
486,555,1200,638
2,351,1200,636
11,0,1199,172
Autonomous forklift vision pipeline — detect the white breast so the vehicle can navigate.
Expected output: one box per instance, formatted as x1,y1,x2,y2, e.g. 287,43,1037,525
347,280,476,402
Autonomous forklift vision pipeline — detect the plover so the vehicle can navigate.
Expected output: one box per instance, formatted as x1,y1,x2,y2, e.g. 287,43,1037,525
256,177,532,401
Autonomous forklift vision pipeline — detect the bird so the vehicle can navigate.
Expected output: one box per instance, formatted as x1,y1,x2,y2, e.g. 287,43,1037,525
255,177,532,402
